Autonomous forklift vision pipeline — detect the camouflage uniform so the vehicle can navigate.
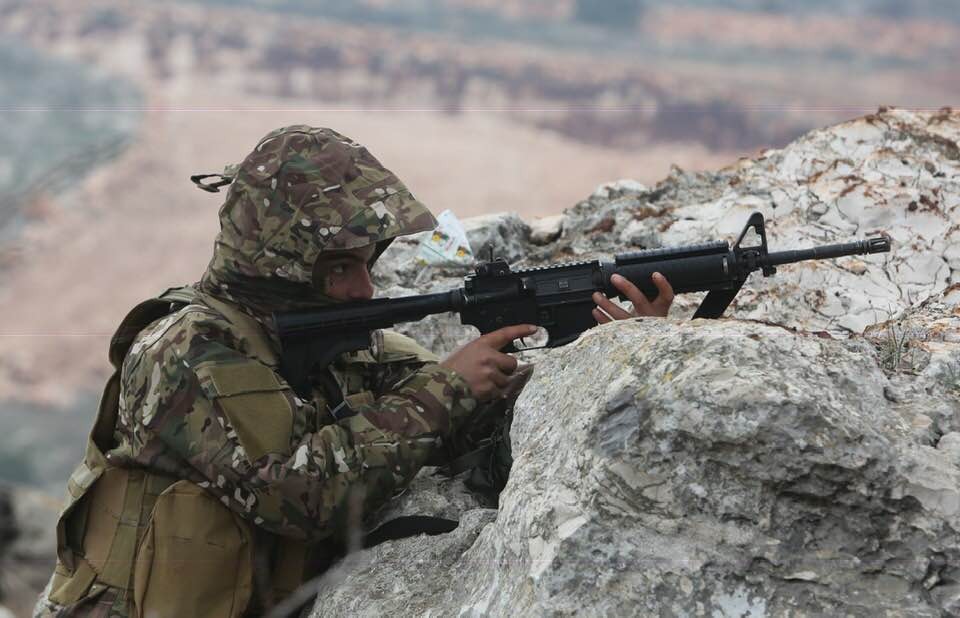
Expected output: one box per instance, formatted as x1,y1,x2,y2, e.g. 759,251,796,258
36,126,478,617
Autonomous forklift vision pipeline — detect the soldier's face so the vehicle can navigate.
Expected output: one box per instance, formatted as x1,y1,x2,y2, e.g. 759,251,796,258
312,244,377,302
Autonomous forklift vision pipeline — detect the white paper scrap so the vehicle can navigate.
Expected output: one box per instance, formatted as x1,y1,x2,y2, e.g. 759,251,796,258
415,209,474,266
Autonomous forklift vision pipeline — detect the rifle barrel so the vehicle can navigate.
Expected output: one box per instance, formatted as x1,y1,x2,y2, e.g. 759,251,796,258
762,237,890,268
276,290,463,337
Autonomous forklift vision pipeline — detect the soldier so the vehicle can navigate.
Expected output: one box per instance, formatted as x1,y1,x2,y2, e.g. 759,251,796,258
36,126,674,617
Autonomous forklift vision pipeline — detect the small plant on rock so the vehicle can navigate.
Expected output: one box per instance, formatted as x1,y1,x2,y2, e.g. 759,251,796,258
877,322,927,374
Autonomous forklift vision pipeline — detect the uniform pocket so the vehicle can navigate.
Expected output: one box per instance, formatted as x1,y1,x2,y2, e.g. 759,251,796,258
133,481,253,618
196,360,295,462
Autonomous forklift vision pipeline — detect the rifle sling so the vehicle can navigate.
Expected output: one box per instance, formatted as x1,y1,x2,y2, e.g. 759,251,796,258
362,515,459,549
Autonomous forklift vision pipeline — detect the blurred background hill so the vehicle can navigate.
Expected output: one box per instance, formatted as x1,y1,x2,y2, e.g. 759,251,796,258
0,0,957,494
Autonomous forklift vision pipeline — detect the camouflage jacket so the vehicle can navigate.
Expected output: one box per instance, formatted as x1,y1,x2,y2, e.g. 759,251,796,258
111,286,476,541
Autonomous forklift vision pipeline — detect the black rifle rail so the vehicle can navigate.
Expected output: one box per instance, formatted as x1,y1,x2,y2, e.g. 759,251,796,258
615,240,731,264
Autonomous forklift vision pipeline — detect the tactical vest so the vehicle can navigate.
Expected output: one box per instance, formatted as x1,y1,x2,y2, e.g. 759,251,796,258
42,288,360,617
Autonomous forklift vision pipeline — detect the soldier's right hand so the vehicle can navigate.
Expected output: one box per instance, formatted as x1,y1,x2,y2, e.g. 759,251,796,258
440,324,537,401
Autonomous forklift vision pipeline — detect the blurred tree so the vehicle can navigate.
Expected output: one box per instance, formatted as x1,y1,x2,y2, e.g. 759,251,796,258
574,0,645,29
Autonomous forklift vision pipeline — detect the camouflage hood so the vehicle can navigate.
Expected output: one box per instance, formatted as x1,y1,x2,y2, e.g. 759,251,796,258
199,125,437,315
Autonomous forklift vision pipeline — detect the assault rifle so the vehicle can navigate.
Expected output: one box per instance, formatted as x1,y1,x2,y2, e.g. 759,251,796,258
275,212,890,397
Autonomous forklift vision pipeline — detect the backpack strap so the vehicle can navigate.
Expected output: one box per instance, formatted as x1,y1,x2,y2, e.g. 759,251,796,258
196,291,281,367
92,292,191,451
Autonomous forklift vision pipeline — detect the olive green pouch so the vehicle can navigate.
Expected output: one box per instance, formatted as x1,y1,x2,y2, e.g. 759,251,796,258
133,481,253,618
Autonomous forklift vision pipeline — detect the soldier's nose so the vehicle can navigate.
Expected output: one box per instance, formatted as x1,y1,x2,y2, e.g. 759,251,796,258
347,269,375,300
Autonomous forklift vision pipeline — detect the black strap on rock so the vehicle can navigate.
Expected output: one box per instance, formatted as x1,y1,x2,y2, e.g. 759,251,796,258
362,515,459,549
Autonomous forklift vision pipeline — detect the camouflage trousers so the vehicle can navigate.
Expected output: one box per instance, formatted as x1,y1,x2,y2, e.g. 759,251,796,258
34,583,128,618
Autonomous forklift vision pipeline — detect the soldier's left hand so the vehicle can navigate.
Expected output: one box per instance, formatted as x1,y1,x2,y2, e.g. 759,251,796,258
592,272,674,323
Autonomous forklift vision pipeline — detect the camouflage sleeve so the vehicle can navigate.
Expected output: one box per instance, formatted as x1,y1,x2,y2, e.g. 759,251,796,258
124,318,477,541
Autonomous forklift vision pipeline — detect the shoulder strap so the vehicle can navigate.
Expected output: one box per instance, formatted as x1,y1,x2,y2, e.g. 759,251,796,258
196,291,280,367
94,291,192,451
108,292,191,369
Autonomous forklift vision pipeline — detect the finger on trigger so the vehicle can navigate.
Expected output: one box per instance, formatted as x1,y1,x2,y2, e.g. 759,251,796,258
481,323,536,349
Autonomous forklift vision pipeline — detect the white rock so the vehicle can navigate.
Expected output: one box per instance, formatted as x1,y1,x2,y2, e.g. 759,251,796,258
528,214,564,245
591,179,648,200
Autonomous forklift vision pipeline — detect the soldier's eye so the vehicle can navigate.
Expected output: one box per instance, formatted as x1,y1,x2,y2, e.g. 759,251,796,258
329,264,347,275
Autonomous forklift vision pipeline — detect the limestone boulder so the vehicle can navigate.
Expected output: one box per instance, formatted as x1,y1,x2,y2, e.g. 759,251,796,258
309,287,960,616
461,211,531,264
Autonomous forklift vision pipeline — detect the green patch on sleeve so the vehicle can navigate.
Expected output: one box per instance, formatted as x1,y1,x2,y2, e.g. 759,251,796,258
200,362,294,462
